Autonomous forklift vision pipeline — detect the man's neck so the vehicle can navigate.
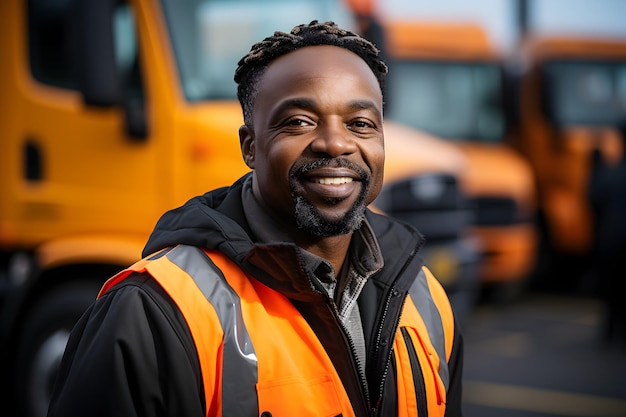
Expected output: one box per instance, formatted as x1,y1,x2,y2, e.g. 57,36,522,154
295,234,352,275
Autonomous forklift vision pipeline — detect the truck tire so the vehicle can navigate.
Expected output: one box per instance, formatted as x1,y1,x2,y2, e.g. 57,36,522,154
14,280,102,417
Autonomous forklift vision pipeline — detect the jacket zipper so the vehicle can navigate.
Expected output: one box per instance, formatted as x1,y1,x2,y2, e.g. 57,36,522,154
326,301,372,415
370,288,405,416
341,312,372,406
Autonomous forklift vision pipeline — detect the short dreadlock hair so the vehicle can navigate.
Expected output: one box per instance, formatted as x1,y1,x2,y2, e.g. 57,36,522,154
234,20,388,127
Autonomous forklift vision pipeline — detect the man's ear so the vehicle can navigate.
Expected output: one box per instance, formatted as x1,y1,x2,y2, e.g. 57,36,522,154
239,125,255,169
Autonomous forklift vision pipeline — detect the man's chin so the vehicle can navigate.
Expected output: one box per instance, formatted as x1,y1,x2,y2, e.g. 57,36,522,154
294,196,366,237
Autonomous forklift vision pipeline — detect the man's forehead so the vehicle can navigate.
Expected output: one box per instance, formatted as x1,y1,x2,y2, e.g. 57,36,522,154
261,45,380,91
268,45,370,73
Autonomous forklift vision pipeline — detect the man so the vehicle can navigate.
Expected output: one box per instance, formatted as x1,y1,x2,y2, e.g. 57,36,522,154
48,21,463,416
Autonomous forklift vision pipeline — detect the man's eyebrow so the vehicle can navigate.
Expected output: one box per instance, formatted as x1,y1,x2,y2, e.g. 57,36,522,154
348,99,383,123
348,99,379,111
273,98,381,114
273,98,318,114
348,99,383,119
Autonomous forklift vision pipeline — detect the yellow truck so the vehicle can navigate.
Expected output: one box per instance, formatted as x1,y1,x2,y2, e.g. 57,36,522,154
378,21,538,292
511,35,626,287
0,1,479,416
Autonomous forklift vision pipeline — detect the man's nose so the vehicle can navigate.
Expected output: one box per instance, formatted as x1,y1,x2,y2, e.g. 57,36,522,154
310,122,357,157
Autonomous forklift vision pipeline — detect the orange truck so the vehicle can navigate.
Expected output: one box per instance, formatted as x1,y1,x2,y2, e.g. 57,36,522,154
511,35,626,284
0,1,479,416
376,20,538,293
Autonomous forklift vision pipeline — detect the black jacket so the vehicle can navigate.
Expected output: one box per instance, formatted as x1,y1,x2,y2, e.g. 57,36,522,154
48,173,464,417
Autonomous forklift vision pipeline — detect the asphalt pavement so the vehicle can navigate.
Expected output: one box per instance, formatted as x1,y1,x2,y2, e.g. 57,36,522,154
461,291,626,417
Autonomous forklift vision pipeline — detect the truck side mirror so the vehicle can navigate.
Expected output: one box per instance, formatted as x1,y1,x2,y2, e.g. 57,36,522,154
124,95,148,140
502,62,522,134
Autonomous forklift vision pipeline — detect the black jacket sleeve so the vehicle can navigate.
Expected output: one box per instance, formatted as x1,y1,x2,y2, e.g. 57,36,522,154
444,320,464,417
47,274,205,417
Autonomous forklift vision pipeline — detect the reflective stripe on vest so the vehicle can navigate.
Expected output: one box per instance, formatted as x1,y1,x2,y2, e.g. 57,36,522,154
407,269,450,392
100,245,259,416
164,245,259,416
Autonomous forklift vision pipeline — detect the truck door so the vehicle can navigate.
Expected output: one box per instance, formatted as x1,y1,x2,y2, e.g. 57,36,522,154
15,0,160,244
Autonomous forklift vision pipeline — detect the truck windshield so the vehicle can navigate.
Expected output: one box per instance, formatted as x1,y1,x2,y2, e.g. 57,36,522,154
385,61,506,143
159,0,355,101
542,60,626,127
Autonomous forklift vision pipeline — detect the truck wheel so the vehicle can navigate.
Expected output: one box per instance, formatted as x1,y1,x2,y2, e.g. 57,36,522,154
14,281,102,417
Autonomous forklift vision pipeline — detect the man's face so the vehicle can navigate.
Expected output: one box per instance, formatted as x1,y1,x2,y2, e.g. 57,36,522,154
240,45,385,237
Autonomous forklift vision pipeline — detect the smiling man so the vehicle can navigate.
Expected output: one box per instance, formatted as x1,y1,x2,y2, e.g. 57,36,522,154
240,44,386,271
48,21,463,417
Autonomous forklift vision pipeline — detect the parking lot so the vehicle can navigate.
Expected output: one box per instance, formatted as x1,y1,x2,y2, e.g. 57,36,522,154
462,290,626,417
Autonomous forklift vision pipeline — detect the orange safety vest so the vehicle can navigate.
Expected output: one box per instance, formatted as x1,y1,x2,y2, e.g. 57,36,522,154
99,244,455,417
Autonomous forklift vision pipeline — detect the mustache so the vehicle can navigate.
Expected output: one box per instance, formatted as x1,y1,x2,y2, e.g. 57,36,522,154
290,158,369,181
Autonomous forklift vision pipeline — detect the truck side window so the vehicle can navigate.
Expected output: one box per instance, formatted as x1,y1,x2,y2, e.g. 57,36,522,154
28,0,77,89
113,3,143,102
27,0,142,102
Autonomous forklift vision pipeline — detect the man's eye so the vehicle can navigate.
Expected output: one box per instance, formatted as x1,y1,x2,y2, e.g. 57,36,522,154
286,118,309,127
351,120,374,129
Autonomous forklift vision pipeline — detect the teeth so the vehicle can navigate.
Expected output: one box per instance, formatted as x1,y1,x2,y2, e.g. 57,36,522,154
313,177,353,185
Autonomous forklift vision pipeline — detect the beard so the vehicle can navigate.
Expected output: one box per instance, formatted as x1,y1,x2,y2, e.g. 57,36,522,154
289,158,370,237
